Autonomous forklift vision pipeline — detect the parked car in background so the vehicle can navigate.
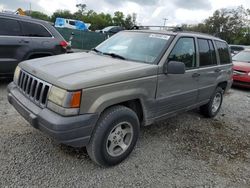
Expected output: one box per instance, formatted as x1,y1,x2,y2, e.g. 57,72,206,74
232,50,250,88
8,30,232,166
0,13,68,77
99,26,124,34
229,44,250,56
55,17,91,31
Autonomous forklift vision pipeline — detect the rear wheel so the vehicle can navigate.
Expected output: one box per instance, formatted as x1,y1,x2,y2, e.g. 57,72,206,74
200,87,223,118
87,105,140,166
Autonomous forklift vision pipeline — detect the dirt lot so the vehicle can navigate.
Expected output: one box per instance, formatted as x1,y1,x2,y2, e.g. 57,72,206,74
0,79,250,187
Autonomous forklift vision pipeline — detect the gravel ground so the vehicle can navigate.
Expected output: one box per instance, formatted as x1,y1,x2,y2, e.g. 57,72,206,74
0,79,250,187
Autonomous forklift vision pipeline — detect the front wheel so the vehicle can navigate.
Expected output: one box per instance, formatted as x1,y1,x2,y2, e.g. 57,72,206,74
87,105,140,166
200,87,224,118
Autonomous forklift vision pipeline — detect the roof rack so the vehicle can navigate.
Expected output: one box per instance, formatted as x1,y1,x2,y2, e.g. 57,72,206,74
0,12,31,18
130,25,183,32
130,25,219,38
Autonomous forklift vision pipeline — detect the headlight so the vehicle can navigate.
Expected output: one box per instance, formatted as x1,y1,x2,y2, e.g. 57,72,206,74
47,86,82,116
248,72,250,76
14,66,21,84
48,86,67,107
47,101,80,116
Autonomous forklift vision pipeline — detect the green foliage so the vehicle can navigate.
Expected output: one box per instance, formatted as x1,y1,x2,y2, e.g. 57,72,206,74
86,12,114,30
183,6,250,45
124,13,137,29
29,4,250,45
76,3,87,15
51,10,75,23
74,3,87,20
113,11,125,26
28,4,137,31
26,11,50,21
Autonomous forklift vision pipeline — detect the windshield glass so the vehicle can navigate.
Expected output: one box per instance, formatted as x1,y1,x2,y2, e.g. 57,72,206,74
232,51,250,63
95,31,171,64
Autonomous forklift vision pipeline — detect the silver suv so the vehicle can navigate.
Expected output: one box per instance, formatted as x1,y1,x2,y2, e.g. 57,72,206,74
8,30,233,166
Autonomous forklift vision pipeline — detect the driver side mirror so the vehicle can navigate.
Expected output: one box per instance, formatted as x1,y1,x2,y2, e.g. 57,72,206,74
164,61,186,74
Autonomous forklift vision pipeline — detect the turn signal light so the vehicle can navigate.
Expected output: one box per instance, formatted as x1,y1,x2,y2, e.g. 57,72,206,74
70,91,81,108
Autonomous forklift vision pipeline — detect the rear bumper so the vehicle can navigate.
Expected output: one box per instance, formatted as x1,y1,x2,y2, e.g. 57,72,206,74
7,82,98,147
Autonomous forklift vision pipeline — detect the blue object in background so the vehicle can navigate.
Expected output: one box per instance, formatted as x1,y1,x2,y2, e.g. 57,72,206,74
75,20,87,30
55,18,89,31
55,18,65,27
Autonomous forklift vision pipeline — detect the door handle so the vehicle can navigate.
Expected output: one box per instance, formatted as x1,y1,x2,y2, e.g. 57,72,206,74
214,68,221,73
192,73,200,78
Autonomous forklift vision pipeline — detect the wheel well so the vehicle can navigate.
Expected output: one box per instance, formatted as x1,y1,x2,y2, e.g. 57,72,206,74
217,81,227,92
28,53,52,60
118,99,144,124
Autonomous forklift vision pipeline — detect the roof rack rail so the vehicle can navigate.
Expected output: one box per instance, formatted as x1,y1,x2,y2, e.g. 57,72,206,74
130,25,183,32
0,12,31,18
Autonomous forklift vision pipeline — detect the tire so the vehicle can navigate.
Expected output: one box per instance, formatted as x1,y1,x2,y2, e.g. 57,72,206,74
200,87,224,118
86,105,140,167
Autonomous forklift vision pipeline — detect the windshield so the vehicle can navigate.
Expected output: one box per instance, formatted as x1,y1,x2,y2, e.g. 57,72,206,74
95,31,171,64
232,51,250,63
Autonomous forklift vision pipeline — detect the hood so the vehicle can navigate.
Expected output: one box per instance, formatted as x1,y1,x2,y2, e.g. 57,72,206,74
233,61,250,72
20,52,158,90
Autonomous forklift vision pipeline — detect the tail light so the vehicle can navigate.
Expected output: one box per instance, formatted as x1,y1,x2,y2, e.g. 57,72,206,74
60,40,68,49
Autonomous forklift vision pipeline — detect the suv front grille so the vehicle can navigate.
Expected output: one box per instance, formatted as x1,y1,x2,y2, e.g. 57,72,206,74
17,70,51,108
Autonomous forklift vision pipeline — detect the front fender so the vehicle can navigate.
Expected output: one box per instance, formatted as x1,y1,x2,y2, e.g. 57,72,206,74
88,89,146,114
79,76,157,119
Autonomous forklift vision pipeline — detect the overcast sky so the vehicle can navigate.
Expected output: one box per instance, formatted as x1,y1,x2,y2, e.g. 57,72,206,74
1,0,250,25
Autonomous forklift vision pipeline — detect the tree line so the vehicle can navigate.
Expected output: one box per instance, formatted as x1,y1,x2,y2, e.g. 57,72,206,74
27,4,250,44
182,6,250,45
26,3,137,31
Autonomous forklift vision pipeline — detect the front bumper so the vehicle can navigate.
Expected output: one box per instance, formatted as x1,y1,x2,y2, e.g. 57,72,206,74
233,80,250,88
233,75,250,88
7,82,98,147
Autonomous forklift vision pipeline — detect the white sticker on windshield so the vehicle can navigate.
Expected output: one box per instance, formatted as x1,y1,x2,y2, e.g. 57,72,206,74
149,34,170,40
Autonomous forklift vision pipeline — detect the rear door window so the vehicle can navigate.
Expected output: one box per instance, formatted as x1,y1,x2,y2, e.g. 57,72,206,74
198,39,217,67
215,41,231,64
20,21,52,37
0,18,21,36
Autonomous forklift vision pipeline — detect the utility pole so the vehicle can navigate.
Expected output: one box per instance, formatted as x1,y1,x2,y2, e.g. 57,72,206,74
29,2,31,14
163,18,168,30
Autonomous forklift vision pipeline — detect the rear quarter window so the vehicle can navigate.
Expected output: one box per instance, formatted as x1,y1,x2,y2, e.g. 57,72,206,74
20,21,52,37
215,41,231,64
0,18,21,36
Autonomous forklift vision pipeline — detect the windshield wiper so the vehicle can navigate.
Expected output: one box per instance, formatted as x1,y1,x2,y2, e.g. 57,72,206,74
103,52,126,60
91,48,102,54
92,49,126,60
